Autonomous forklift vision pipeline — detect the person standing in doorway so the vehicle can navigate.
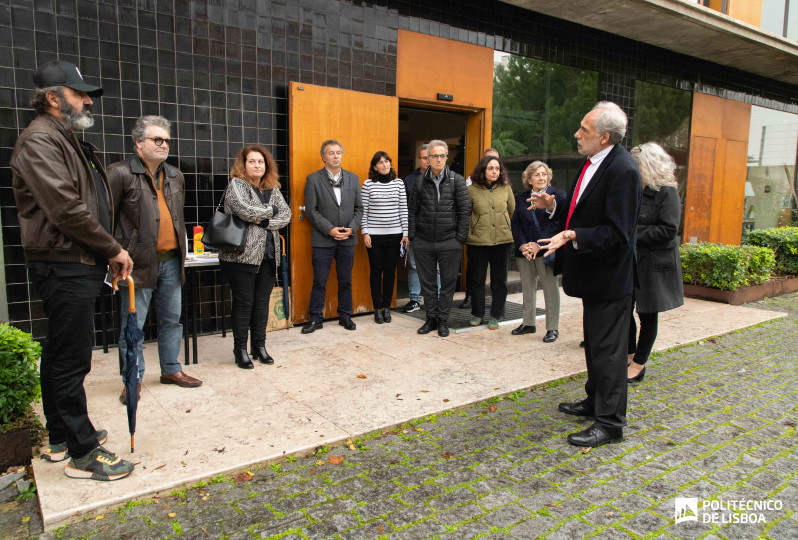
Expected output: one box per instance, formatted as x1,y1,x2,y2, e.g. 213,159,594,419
402,144,435,313
301,140,363,334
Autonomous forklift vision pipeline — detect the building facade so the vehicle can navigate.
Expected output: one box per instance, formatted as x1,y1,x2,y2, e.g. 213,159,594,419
0,0,796,343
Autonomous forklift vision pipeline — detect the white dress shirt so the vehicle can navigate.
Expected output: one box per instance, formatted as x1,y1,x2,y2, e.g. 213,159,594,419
326,168,343,205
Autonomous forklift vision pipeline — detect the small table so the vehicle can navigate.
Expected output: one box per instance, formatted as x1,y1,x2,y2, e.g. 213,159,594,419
183,254,226,364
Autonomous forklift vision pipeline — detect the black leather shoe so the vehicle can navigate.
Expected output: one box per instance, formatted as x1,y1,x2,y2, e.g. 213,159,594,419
234,349,254,369
567,424,623,447
374,310,384,324
558,401,594,417
251,345,274,365
511,324,536,335
417,319,437,334
437,320,450,337
301,321,323,334
627,366,646,383
459,295,472,309
579,340,585,348
382,308,392,323
339,318,357,331
543,330,559,343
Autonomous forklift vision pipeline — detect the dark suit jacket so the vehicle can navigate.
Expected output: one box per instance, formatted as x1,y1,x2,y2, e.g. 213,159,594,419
511,185,567,252
304,167,363,248
551,145,642,301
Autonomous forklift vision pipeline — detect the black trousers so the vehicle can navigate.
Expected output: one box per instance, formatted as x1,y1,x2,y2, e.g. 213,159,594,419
466,243,512,318
309,244,355,322
629,310,659,365
582,294,633,430
32,271,104,458
413,237,463,322
366,233,402,309
224,260,276,350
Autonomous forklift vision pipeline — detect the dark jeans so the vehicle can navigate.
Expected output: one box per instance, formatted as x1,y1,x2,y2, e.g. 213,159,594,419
413,237,463,322
629,310,659,365
466,243,512,318
32,271,104,459
223,261,276,350
309,244,355,322
582,294,632,430
366,233,402,309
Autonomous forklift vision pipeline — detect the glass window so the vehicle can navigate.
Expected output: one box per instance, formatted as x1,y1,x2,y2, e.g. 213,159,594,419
761,0,797,38
743,106,798,240
491,52,598,194
632,81,692,237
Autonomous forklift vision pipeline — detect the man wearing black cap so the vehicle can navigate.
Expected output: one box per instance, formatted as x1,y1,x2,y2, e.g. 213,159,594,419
10,60,135,481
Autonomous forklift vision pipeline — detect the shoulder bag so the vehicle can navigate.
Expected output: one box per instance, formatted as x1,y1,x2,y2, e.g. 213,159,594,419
202,183,248,253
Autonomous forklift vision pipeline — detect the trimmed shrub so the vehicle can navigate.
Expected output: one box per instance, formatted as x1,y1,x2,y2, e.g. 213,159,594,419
745,227,798,275
680,243,775,290
0,323,41,428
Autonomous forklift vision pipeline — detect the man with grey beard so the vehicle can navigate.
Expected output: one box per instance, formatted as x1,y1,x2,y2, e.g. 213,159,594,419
10,60,135,481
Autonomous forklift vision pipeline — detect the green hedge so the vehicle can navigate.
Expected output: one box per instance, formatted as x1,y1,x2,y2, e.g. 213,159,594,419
0,323,41,428
680,243,775,290
744,227,798,275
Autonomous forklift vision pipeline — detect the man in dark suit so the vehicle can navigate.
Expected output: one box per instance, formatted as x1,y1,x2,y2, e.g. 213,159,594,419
301,139,363,334
535,101,642,448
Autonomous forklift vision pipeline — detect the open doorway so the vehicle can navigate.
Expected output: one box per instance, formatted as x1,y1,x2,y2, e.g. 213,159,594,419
397,106,468,179
396,106,469,299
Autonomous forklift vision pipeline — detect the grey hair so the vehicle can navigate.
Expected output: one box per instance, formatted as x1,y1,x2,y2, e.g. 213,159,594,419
320,139,344,156
427,139,448,154
29,86,63,114
484,147,499,157
591,101,627,145
131,115,171,142
521,160,553,189
630,142,678,191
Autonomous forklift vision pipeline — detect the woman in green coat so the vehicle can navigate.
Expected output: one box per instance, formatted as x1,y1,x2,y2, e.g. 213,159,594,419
465,155,516,329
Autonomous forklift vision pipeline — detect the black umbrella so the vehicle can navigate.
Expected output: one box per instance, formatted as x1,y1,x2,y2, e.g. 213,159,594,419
114,276,143,453
280,235,291,329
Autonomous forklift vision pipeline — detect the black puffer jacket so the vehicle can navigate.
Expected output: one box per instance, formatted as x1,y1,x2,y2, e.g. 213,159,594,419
408,166,471,244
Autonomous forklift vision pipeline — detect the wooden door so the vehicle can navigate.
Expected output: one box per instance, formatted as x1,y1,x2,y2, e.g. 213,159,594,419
289,82,399,324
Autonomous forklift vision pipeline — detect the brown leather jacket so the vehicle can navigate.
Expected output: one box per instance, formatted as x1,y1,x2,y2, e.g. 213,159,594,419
107,155,187,288
10,114,121,264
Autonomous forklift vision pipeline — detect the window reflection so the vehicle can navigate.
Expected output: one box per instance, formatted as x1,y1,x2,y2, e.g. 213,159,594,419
491,52,598,194
743,106,798,240
632,81,692,238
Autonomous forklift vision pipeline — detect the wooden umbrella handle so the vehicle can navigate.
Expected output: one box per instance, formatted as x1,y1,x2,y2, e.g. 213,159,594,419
112,276,137,313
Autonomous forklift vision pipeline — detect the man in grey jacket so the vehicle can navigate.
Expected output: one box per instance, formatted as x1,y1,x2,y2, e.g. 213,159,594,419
301,140,363,333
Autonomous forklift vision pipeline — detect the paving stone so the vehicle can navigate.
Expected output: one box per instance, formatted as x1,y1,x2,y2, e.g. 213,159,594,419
429,487,479,511
546,517,595,540
305,498,358,520
337,520,394,540
386,504,434,529
397,483,445,506
622,511,669,536
507,514,559,538
477,488,517,510
438,519,492,540
434,502,484,526
355,497,405,521
301,512,359,539
389,519,447,540
481,503,530,528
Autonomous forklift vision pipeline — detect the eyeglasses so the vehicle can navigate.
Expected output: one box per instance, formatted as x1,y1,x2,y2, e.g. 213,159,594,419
429,154,447,161
146,137,171,146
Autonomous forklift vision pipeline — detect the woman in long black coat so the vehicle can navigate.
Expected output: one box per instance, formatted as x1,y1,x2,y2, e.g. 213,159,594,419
627,142,684,382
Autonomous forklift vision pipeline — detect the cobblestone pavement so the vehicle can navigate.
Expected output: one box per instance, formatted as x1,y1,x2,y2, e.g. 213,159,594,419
3,294,797,540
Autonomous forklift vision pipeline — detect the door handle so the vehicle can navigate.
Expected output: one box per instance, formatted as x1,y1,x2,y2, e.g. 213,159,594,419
298,205,305,220
299,206,306,212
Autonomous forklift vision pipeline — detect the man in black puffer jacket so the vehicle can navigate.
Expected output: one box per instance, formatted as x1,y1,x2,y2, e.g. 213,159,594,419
408,139,471,337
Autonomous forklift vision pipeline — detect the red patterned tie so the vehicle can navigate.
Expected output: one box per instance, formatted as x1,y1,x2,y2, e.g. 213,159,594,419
565,158,591,230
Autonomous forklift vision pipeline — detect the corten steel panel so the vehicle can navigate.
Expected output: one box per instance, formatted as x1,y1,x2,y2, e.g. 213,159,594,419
684,136,717,243
289,82,398,324
396,30,494,110
691,93,725,139
728,0,763,27
709,139,728,242
718,139,748,245
723,98,753,142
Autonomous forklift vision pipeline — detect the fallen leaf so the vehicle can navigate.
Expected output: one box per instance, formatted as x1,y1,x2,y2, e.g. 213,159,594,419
328,455,344,465
378,524,384,534
606,511,615,517
201,527,210,536
95,515,104,520
440,452,454,459
201,496,209,501
488,405,497,412
402,429,408,434
547,503,563,508
233,471,254,483
578,447,592,454
316,460,326,466
357,374,367,379
785,420,797,427
421,390,429,393
181,461,186,466
414,427,424,432
443,399,449,402
154,464,166,471
168,513,176,518
162,505,170,509
21,517,30,523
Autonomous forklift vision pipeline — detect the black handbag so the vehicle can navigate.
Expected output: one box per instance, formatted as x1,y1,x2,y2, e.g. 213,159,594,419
203,183,248,253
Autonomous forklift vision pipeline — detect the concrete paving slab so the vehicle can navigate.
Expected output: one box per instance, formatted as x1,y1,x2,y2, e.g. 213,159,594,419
31,291,785,529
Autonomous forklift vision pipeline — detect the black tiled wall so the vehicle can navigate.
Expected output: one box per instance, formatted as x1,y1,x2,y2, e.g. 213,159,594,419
1,0,796,344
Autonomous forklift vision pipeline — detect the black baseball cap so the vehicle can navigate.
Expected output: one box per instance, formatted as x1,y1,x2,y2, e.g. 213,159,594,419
32,60,103,97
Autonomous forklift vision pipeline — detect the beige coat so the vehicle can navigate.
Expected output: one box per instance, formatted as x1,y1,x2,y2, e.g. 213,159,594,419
466,183,515,246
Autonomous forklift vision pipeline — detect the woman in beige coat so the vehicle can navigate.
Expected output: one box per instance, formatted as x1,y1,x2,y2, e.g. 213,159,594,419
465,155,515,329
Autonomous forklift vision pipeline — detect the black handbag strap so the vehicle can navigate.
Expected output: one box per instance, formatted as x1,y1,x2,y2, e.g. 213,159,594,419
214,182,232,212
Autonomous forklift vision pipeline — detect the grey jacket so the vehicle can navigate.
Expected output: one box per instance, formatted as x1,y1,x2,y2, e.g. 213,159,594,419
218,177,292,268
304,168,363,248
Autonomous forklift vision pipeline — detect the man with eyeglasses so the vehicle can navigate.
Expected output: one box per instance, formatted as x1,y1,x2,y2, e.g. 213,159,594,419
11,60,134,480
408,139,471,337
108,115,202,406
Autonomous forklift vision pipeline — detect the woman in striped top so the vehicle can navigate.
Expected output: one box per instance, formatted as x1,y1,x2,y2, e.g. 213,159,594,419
362,151,409,324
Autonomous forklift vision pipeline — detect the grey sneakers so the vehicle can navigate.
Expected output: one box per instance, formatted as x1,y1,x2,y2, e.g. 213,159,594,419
41,429,108,462
64,445,134,481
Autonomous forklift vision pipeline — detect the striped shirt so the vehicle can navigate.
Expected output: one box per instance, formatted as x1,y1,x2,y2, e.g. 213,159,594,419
361,178,408,236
